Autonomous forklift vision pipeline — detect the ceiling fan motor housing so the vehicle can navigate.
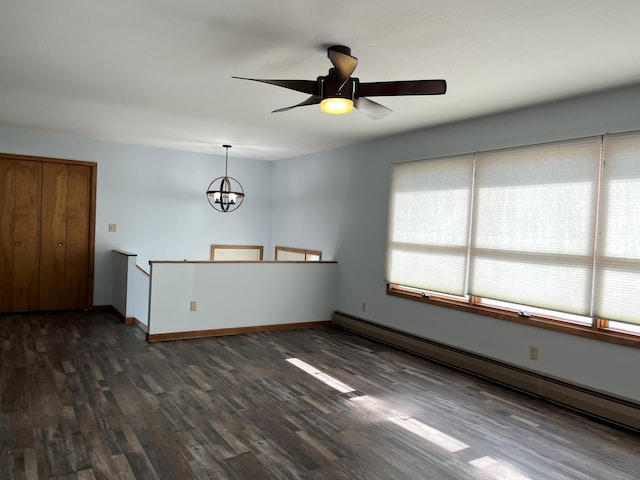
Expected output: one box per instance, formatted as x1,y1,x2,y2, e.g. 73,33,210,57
319,74,355,100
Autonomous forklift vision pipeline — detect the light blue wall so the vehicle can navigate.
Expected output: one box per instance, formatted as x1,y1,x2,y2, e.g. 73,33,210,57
2,84,639,402
0,127,272,305
269,84,640,402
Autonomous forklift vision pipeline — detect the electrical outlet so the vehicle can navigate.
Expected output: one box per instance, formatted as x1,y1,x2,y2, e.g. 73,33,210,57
190,300,197,312
529,346,539,360
361,302,366,312
108,224,117,232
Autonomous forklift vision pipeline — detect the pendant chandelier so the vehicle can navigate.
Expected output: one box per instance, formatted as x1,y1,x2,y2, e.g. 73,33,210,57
206,144,245,213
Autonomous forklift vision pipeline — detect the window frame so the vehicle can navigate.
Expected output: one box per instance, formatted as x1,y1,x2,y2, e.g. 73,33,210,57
210,244,264,261
387,284,639,348
275,246,322,261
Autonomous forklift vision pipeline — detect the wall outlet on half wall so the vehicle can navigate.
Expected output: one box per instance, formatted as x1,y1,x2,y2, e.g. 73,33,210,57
190,300,197,312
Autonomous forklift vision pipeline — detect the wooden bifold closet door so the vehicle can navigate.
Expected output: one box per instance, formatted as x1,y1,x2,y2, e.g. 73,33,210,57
0,160,42,312
0,155,95,313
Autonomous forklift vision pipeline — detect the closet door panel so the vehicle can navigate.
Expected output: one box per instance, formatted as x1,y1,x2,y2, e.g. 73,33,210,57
64,165,91,309
39,163,68,310
0,160,16,312
13,161,42,312
0,154,95,313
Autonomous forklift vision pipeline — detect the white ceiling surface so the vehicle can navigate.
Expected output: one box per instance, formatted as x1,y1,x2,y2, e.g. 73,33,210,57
1,1,640,161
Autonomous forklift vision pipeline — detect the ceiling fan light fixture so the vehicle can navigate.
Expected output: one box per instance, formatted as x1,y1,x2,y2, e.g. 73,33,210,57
320,97,353,115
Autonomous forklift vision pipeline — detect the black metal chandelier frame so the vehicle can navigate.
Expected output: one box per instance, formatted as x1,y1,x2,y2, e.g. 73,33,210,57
206,145,245,213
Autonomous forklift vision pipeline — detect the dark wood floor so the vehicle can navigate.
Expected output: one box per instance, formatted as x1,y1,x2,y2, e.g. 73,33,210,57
1,311,639,480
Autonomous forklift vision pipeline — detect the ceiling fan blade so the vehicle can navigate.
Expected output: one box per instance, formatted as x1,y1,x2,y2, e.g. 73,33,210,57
358,80,447,97
272,95,321,113
327,46,358,87
354,97,393,120
232,77,318,95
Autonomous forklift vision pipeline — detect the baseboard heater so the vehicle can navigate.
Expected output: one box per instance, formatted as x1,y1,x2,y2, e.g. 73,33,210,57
332,311,640,432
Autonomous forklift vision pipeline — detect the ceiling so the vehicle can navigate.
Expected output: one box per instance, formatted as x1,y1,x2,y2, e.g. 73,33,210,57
1,1,640,161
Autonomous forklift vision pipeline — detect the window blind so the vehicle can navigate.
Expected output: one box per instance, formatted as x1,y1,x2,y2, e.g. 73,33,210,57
594,132,640,325
385,155,474,296
387,132,640,327
469,138,601,314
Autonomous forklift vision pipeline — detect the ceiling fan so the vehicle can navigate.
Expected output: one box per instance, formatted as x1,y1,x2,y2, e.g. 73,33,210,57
233,45,447,120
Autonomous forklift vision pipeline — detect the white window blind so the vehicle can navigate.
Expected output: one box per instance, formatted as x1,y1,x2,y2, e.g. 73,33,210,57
469,138,601,315
385,155,474,296
276,249,306,261
387,132,640,327
594,132,640,325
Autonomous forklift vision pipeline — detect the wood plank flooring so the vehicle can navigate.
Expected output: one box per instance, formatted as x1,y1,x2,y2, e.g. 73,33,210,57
1,311,639,479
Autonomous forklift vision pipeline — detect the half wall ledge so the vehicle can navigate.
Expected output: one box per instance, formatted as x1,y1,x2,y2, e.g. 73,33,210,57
147,260,337,341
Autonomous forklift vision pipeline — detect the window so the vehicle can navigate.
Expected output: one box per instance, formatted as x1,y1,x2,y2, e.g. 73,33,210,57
470,138,600,315
210,245,263,261
386,154,474,296
275,246,322,261
386,132,640,346
594,132,640,324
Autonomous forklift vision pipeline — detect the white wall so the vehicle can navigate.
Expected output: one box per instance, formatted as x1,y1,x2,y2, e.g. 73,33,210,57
128,265,150,326
111,250,131,317
0,127,273,305
269,84,640,402
148,262,337,335
111,250,150,325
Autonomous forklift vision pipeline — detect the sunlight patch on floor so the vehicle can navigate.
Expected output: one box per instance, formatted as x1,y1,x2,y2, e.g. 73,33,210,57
286,358,532,479
286,357,355,393
349,394,469,453
388,416,469,453
469,456,532,480
348,394,403,417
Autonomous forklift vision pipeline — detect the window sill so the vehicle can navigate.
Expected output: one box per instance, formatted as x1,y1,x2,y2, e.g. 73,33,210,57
386,285,640,349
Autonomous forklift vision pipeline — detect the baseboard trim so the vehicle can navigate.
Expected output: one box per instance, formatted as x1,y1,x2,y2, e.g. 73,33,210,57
332,311,640,432
133,318,148,333
103,305,130,323
99,305,146,329
147,320,331,342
